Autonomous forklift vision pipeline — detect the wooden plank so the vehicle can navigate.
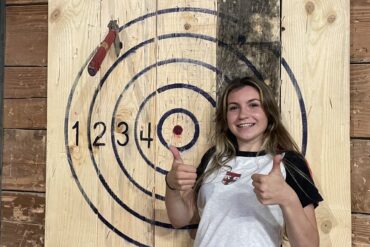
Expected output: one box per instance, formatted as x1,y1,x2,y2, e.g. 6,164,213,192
2,129,46,191
0,222,44,247
3,98,46,129
5,5,47,66
0,191,45,247
46,1,102,245
351,139,370,214
352,214,370,246
351,64,370,137
154,1,217,246
351,0,370,63
217,0,280,94
4,67,47,99
1,191,45,225
6,0,48,4
94,1,157,246
47,0,158,246
281,0,351,246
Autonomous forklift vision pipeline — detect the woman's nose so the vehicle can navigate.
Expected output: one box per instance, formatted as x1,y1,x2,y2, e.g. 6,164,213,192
238,106,250,119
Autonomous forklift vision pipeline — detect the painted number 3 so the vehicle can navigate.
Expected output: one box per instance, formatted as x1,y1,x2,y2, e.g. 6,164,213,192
71,121,153,148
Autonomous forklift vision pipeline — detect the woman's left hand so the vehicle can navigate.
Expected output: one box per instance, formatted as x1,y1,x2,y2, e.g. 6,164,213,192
251,154,295,206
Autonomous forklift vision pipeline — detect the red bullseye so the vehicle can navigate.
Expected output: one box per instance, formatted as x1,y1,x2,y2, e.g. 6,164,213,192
173,125,183,135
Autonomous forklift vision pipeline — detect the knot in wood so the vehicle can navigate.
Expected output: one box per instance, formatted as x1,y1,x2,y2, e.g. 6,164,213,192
51,9,61,22
184,23,191,30
320,220,332,233
327,14,336,24
305,1,315,15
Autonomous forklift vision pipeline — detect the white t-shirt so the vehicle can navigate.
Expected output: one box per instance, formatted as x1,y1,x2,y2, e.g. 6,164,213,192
194,151,285,247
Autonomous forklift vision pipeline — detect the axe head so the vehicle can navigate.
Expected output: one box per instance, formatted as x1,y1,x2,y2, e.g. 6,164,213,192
108,20,122,57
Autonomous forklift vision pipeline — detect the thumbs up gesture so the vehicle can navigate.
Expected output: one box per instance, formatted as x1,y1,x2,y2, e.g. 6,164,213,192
166,145,197,191
251,154,294,206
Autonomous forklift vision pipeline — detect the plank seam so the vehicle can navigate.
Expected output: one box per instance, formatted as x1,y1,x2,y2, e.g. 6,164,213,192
352,212,370,216
4,97,47,100
279,0,283,111
4,65,47,68
6,3,48,7
1,189,46,194
350,137,370,140
350,62,370,65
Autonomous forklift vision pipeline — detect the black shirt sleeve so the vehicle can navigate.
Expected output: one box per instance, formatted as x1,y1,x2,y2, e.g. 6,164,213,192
196,146,216,180
283,151,323,208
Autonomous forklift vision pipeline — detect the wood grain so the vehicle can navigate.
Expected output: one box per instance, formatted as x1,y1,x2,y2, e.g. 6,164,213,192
0,192,45,247
2,129,46,191
351,139,370,214
350,1,370,244
95,1,157,246
4,67,47,98
3,98,47,129
1,2,47,247
281,0,351,246
351,64,370,137
217,0,280,94
0,222,44,247
1,192,45,225
5,5,47,66
154,0,217,245
352,214,370,246
351,0,370,62
47,1,131,246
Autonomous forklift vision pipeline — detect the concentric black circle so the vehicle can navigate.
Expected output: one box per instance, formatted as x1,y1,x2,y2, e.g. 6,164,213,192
130,82,216,175
65,7,307,246
156,108,199,152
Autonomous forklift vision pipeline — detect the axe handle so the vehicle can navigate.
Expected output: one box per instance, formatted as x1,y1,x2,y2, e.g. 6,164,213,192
88,30,117,76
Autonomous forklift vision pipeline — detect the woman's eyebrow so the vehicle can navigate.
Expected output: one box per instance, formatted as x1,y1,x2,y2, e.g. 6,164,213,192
228,99,261,105
248,99,261,103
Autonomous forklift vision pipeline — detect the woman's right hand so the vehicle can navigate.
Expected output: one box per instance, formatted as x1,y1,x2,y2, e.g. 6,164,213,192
166,145,197,191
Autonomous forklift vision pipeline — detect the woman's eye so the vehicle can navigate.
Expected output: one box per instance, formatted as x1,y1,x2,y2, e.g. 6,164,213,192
250,103,260,108
228,105,238,111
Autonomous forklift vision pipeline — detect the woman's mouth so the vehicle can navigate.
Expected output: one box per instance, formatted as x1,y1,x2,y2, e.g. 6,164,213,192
237,123,255,128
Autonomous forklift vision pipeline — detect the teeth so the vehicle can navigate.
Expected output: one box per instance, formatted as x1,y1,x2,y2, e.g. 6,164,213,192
238,123,254,128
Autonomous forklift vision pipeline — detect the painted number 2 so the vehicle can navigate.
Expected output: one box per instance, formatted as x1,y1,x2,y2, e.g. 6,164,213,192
71,121,153,148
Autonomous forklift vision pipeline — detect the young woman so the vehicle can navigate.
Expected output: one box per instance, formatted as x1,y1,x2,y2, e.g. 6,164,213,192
165,77,323,247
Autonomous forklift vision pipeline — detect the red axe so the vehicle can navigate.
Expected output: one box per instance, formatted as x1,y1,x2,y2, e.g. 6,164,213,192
88,20,122,76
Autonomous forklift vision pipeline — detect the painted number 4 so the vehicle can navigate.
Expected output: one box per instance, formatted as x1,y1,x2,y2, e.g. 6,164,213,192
140,122,153,148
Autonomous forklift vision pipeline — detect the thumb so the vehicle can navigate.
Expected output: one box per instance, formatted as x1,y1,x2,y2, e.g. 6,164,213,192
269,153,284,175
168,145,183,163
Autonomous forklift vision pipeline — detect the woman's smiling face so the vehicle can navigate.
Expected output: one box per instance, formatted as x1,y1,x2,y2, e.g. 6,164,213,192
226,85,268,152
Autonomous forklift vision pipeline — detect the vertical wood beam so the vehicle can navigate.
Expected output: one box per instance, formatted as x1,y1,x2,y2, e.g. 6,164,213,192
216,0,281,94
0,0,7,231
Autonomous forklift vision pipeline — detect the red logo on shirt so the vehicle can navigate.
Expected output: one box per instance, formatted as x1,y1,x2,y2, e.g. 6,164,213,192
222,171,241,185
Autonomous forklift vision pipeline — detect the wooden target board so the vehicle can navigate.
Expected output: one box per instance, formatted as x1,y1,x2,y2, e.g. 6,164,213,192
46,0,350,246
